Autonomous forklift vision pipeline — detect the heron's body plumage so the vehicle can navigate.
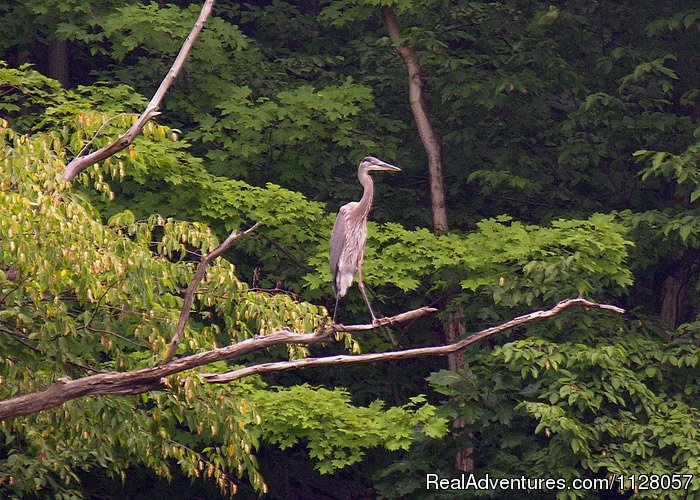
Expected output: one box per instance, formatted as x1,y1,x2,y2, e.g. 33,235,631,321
331,202,368,297
329,157,400,322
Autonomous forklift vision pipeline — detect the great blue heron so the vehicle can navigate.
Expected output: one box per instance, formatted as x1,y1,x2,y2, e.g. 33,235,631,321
330,156,401,323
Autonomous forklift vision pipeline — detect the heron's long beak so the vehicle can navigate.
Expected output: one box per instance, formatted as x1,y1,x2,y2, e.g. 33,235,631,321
368,160,401,172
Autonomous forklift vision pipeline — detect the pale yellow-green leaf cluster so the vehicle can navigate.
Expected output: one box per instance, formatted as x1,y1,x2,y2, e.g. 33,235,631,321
0,117,329,495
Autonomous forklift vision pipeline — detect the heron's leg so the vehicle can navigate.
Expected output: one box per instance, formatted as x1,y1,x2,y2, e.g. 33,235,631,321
357,266,378,322
333,293,341,324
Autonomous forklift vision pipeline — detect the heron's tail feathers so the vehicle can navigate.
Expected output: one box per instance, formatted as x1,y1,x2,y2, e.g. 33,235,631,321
336,272,354,298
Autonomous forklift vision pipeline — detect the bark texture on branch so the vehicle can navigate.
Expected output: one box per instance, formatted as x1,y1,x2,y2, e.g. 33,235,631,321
62,0,216,182
0,299,624,421
382,5,448,232
445,304,466,371
0,307,437,421
201,298,624,382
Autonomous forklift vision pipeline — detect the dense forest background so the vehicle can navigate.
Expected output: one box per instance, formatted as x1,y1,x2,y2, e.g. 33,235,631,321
1,0,699,498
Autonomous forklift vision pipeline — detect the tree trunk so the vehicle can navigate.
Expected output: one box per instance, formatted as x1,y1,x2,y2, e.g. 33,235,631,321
382,7,468,471
445,305,473,472
382,1,458,372
445,305,466,371
381,5,448,233
658,250,697,330
48,40,71,88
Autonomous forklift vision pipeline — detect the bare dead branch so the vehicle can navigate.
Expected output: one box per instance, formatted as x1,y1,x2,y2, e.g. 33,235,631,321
62,0,216,182
334,306,438,332
0,300,624,421
0,306,437,421
163,222,262,364
201,298,624,383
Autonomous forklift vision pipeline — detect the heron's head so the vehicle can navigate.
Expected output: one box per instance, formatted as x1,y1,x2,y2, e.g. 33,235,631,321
360,156,401,173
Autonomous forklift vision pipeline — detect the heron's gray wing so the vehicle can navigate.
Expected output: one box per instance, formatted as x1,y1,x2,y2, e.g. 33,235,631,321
329,205,350,295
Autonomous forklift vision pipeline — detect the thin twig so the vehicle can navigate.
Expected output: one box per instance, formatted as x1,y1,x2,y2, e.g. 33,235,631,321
0,328,41,353
75,113,130,158
0,328,101,374
257,233,315,272
84,326,151,349
0,278,28,304
75,279,123,332
162,222,261,363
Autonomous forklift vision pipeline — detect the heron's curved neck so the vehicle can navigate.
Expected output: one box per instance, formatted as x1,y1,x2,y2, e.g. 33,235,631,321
357,170,374,218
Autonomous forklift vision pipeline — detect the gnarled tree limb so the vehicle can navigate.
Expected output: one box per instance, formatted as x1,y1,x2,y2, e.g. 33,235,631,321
163,222,262,363
201,298,624,383
0,299,624,421
0,307,437,421
62,0,216,182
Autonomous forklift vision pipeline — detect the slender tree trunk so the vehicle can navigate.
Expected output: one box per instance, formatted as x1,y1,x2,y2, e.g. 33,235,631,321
382,10,468,470
382,5,448,233
445,305,466,371
445,305,473,472
381,6,458,376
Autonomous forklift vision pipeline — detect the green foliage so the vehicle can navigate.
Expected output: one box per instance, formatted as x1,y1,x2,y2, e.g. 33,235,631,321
0,0,130,54
59,3,249,61
307,213,632,307
0,75,441,496
247,386,447,473
623,209,700,250
0,62,64,130
2,0,700,496
506,325,700,498
188,77,378,180
376,314,700,498
645,9,700,35
54,1,400,197
0,63,333,290
636,132,700,204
